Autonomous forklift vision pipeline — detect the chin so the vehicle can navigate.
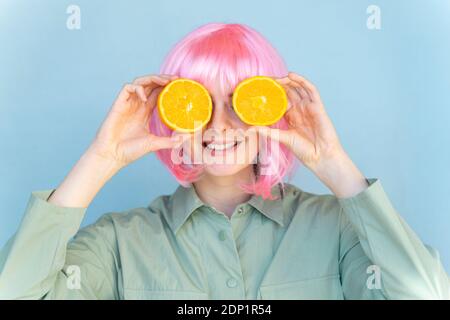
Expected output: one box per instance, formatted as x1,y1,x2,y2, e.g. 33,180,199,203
203,163,252,177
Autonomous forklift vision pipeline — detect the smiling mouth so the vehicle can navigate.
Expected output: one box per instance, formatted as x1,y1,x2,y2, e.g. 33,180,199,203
202,140,242,155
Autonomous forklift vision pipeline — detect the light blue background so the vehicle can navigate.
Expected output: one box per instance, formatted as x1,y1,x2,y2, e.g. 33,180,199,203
1,0,449,271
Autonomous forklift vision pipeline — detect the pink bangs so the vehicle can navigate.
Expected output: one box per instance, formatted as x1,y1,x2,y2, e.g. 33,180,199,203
150,23,297,199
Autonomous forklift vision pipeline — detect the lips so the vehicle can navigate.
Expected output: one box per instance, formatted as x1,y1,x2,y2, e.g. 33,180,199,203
202,135,242,146
204,141,238,151
202,139,242,156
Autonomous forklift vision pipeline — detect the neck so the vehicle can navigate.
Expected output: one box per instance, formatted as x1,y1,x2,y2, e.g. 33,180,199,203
193,166,254,217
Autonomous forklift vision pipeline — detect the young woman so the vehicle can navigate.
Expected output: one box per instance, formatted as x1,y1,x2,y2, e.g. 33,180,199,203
0,23,448,300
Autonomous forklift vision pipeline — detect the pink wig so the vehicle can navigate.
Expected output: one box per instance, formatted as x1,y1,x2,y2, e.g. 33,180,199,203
150,23,297,199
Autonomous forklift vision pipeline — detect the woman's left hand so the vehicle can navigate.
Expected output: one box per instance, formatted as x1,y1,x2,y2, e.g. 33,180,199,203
253,72,368,198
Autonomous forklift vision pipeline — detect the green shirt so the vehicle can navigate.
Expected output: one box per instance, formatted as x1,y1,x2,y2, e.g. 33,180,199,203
0,179,448,299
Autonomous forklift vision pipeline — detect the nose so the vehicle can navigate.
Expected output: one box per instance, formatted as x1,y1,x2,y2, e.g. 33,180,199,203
205,102,234,133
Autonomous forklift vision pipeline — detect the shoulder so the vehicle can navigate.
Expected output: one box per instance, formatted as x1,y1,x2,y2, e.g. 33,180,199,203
74,192,174,244
282,182,341,214
103,193,173,230
281,182,344,230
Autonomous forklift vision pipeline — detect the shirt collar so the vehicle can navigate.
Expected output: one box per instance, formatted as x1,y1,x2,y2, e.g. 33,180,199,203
164,183,287,234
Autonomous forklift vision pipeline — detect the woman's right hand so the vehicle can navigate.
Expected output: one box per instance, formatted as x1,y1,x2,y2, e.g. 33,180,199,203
88,74,180,171
48,74,180,208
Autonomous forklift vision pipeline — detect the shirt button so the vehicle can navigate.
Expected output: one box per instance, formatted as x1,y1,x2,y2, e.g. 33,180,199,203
226,278,237,288
237,207,243,214
218,230,226,241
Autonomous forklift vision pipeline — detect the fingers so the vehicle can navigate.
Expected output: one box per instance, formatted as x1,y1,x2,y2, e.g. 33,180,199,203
118,83,147,103
133,74,178,97
287,72,321,103
273,76,313,133
250,126,295,150
144,85,165,117
285,72,331,122
284,85,304,109
104,83,151,135
276,76,311,105
133,74,178,86
276,78,312,131
112,74,178,118
250,126,312,160
135,85,147,102
279,76,311,100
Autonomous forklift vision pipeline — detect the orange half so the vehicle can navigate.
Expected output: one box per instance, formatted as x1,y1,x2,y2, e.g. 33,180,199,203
157,78,212,132
232,76,288,126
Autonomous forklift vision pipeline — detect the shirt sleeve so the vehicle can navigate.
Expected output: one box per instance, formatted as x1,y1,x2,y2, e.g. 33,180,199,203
338,178,450,299
0,190,119,300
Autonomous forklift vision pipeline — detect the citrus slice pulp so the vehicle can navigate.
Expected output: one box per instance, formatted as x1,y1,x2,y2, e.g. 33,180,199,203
157,78,212,132
232,76,288,126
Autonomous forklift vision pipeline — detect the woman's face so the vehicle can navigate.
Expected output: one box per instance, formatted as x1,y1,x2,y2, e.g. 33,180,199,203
181,81,259,177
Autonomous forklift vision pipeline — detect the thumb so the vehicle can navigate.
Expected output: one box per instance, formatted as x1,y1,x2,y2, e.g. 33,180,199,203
146,134,182,153
130,134,179,156
250,126,296,149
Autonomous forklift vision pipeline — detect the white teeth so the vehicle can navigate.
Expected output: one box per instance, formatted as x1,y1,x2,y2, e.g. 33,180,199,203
206,142,236,151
